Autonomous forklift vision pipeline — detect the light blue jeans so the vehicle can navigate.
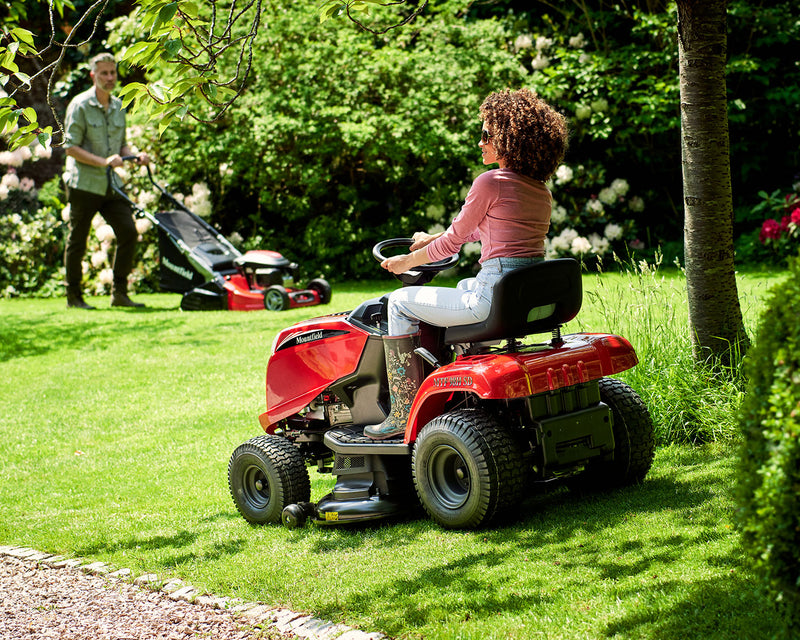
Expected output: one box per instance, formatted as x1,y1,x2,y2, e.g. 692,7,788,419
387,256,543,335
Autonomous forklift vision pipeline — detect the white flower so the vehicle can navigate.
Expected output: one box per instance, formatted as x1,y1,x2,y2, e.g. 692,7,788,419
95,224,116,243
575,105,592,120
91,214,104,229
1,172,20,189
0,149,24,167
186,182,212,218
535,36,553,51
610,178,629,197
628,196,645,212
589,233,610,255
551,228,579,252
555,164,573,185
135,218,153,234
425,204,445,220
61,204,71,222
20,177,35,192
98,268,114,286
219,163,234,178
531,54,550,70
605,223,624,241
590,98,608,113
586,199,604,215
0,185,8,201
569,33,586,48
514,35,533,50
598,187,617,205
228,231,244,246
91,251,108,268
137,190,158,209
463,241,481,257
33,143,53,160
550,205,568,226
579,53,591,64
571,236,593,255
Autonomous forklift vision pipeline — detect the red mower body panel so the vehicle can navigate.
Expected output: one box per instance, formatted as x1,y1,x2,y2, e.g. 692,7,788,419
404,332,637,442
260,315,371,429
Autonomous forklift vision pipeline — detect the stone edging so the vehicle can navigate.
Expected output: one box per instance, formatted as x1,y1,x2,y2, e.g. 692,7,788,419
0,545,385,640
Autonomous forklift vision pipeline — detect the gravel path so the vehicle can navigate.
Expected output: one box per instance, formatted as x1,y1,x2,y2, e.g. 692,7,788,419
0,547,384,640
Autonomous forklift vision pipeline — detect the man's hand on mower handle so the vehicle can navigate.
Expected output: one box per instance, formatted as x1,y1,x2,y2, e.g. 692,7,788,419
106,152,150,168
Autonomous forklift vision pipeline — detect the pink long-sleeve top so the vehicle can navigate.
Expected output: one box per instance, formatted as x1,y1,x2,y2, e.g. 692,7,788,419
427,168,552,264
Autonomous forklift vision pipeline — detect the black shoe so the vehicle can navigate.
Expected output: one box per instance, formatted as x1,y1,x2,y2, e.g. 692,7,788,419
66,291,96,310
111,293,145,308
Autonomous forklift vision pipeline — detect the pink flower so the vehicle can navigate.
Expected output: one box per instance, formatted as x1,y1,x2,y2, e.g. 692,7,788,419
759,218,782,243
791,208,800,225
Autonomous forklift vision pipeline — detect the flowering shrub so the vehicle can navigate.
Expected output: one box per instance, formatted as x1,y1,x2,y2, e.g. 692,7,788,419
545,162,645,263
757,190,800,261
0,119,224,298
0,141,69,297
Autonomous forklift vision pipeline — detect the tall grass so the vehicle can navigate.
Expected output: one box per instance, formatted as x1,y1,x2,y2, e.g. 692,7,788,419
571,257,780,445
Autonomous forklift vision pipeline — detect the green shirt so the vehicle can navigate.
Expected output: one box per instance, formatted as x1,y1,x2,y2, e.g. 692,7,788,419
63,87,127,196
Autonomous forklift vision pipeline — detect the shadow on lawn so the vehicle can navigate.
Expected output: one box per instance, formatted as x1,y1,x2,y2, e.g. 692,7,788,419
75,512,249,568
304,449,788,638
0,307,204,362
604,573,792,640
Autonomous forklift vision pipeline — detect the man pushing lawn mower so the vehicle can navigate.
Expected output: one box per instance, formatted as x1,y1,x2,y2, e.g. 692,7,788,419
62,52,150,310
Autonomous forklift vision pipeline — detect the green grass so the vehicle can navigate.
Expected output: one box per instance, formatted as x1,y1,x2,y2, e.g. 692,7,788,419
0,270,792,639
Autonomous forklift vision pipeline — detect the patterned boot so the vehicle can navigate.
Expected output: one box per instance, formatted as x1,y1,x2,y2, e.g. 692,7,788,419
364,334,423,440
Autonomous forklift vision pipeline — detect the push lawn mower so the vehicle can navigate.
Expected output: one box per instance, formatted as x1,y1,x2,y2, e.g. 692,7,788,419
109,159,331,311
228,239,655,529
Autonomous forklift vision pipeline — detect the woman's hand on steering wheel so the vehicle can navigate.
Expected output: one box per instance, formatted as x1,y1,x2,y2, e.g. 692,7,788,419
409,231,442,251
381,251,422,275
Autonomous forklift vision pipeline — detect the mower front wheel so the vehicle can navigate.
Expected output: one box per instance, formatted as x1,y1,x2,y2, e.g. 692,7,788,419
228,435,310,524
412,409,525,529
308,278,332,305
264,285,290,311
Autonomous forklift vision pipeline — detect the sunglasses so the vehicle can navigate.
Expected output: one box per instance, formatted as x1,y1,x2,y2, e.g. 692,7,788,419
480,129,493,144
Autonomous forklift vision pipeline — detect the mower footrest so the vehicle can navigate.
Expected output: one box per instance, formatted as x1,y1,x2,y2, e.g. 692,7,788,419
324,427,410,456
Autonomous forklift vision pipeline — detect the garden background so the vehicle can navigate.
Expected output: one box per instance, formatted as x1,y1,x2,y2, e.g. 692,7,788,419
2,0,799,297
2,0,800,638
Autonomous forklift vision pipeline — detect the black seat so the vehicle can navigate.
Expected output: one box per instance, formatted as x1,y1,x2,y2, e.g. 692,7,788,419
443,258,582,345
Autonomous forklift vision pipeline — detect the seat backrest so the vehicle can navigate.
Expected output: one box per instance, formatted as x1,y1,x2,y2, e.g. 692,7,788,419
443,258,582,345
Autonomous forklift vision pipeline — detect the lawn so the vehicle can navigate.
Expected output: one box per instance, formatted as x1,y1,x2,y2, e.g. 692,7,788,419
0,268,791,639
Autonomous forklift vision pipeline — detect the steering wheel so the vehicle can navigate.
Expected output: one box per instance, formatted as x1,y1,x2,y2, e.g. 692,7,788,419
373,238,459,286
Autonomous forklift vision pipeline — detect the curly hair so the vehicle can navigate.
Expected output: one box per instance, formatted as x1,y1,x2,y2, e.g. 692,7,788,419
479,88,568,182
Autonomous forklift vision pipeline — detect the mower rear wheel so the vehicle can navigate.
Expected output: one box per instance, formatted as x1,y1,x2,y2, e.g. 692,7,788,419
264,285,290,311
308,278,332,305
412,409,525,529
569,377,655,492
228,435,310,524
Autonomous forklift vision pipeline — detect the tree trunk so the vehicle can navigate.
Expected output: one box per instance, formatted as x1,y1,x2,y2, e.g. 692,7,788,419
677,0,748,366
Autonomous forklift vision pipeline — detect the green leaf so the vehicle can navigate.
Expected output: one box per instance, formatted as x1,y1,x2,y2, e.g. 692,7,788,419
10,28,35,47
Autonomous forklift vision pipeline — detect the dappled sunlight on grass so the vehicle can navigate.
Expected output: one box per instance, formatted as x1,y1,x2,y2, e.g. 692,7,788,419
0,278,792,639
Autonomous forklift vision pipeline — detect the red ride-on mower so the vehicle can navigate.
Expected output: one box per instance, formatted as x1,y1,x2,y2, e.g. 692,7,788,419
228,240,655,529
108,159,331,311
